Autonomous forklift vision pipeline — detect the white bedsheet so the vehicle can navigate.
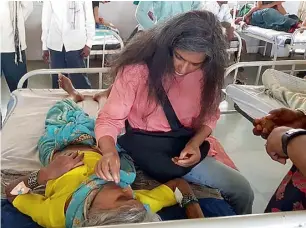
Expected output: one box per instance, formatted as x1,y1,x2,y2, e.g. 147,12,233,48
93,29,121,46
242,25,306,47
225,84,285,119
1,89,105,171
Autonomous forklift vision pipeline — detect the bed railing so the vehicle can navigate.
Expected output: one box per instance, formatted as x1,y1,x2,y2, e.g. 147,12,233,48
225,60,306,85
18,60,306,90
87,29,124,88
90,211,306,228
17,67,111,89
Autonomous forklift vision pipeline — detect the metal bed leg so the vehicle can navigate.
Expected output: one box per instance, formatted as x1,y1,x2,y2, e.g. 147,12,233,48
272,43,278,69
87,56,90,68
263,41,267,56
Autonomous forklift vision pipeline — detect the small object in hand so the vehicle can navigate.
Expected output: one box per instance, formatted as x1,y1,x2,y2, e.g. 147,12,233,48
10,181,30,195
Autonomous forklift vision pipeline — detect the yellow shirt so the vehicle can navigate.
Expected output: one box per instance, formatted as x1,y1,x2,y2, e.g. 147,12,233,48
13,151,101,228
135,185,177,213
13,151,177,228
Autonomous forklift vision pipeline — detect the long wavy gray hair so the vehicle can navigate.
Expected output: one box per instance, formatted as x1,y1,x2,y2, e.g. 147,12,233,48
82,205,161,227
110,10,227,128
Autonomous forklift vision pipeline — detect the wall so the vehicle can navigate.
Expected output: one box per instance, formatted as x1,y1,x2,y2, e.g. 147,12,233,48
25,1,43,60
98,1,138,40
283,1,300,14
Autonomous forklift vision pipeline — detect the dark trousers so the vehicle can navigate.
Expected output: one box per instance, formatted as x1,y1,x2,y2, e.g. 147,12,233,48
1,200,42,228
49,47,91,89
1,51,28,92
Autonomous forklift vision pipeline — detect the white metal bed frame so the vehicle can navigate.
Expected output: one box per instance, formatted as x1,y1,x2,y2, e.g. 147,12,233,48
224,59,306,85
234,1,306,62
238,27,306,62
221,59,306,114
87,29,124,88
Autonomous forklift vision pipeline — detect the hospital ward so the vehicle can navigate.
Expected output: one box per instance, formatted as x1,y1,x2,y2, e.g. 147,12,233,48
1,1,306,228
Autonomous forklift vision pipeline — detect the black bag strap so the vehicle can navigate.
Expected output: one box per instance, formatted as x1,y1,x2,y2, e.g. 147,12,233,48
157,87,183,131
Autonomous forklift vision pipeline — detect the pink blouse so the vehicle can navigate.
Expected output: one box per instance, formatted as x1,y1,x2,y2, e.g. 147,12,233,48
95,64,220,143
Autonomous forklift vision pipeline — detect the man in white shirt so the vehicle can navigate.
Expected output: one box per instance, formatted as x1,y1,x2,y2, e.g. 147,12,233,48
202,1,234,40
41,1,95,89
0,1,33,92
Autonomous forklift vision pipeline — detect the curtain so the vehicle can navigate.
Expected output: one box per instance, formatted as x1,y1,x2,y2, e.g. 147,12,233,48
298,1,306,21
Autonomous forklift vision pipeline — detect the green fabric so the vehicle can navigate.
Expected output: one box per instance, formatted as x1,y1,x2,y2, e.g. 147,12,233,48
238,3,252,17
38,99,95,166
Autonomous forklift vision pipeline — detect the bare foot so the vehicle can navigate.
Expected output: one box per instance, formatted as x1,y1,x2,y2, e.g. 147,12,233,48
58,74,84,103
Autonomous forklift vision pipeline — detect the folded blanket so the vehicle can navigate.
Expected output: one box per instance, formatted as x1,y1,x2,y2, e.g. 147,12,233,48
262,69,306,111
38,99,96,166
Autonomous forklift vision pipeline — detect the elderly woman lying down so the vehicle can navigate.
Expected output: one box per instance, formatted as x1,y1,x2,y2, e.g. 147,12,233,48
4,75,204,228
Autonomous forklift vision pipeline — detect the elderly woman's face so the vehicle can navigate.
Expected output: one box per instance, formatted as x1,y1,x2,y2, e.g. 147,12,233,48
90,183,143,210
173,49,206,76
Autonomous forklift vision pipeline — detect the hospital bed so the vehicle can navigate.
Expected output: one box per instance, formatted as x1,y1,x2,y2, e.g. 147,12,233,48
87,29,124,88
2,66,306,227
224,60,306,119
238,25,306,62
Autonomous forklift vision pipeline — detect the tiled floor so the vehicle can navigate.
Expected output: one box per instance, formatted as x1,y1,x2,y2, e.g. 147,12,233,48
0,54,298,214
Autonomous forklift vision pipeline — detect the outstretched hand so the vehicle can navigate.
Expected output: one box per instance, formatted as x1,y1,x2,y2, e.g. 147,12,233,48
253,108,305,139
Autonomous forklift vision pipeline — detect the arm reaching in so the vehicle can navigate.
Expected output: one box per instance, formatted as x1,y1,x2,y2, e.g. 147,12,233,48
266,126,306,176
94,65,142,183
253,108,306,139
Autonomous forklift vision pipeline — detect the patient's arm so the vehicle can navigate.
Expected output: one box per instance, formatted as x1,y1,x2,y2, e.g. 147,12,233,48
257,1,280,9
5,151,84,202
5,169,49,202
257,1,287,14
165,179,204,219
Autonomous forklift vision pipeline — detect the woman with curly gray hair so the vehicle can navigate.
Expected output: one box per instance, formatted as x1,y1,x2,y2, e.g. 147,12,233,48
95,10,254,215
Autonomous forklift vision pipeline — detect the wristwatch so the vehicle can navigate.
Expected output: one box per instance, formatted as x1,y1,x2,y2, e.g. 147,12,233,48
174,188,198,208
282,128,306,156
27,170,40,189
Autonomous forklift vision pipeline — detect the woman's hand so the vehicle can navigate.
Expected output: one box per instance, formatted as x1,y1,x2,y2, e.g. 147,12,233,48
265,126,290,165
173,143,201,168
42,151,84,181
95,152,120,183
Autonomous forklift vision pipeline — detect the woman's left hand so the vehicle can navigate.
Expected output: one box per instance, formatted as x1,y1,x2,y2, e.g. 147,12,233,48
172,143,201,167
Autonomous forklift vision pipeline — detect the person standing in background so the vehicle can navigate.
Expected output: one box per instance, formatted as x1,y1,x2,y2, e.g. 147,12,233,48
202,1,234,40
135,1,203,30
41,1,95,89
0,1,33,92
